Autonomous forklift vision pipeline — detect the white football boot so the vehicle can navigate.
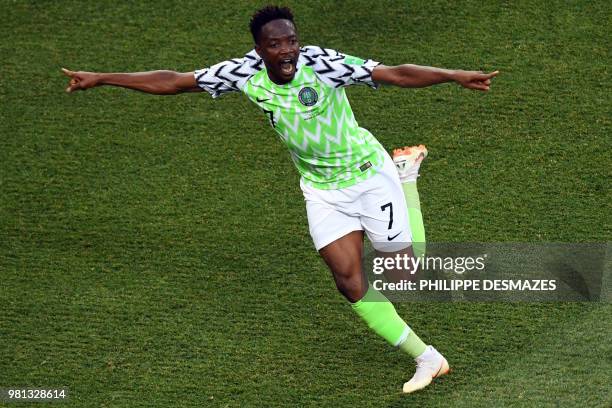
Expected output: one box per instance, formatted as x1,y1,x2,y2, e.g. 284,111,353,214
392,145,428,183
402,345,450,394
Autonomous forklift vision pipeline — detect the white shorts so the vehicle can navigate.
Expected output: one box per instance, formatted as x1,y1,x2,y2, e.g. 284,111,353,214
301,152,411,252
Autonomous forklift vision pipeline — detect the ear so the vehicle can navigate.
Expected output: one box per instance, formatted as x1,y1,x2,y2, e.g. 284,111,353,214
254,43,262,57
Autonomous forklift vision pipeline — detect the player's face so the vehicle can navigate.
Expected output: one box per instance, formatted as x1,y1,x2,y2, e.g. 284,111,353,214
256,19,300,85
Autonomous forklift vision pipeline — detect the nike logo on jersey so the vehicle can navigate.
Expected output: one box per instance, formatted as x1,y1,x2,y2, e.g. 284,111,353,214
387,232,401,241
256,97,270,103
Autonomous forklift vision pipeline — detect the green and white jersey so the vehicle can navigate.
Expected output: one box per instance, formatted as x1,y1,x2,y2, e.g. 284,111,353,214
194,46,385,189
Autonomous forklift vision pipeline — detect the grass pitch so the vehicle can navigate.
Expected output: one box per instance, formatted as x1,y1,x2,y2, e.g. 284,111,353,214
1,1,610,407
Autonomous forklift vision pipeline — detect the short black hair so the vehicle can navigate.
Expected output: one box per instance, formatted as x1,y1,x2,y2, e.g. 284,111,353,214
249,5,295,44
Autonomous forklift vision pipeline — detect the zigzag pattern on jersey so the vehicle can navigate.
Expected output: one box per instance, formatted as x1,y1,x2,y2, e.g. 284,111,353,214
300,46,379,88
195,50,262,98
194,46,379,97
194,46,384,189
238,60,384,188
265,69,372,184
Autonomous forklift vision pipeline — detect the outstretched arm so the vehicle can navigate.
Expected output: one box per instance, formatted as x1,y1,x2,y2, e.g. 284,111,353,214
61,68,201,95
372,64,499,91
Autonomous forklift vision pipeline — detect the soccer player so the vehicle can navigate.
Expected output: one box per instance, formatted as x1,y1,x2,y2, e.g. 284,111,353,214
62,5,498,393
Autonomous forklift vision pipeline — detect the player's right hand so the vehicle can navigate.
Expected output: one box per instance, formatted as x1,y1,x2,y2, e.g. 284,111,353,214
61,68,99,93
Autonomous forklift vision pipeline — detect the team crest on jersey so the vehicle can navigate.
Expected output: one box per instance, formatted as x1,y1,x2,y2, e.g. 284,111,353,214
298,87,318,106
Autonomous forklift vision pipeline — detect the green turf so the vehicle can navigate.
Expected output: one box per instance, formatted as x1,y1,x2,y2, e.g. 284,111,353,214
1,0,610,407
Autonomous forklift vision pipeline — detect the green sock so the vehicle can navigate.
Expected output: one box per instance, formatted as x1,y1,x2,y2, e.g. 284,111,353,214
351,286,427,357
398,330,427,358
402,181,426,259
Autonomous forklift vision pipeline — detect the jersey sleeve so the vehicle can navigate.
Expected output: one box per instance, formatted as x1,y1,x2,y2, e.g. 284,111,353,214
300,46,380,89
194,49,263,98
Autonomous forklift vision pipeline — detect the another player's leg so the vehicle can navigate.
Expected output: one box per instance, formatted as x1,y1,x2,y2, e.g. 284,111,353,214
392,145,427,259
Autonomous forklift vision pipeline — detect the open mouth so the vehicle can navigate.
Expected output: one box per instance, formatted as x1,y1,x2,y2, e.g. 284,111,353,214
279,57,296,76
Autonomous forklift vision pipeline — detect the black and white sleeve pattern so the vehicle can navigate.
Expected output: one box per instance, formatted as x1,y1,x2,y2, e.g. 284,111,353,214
300,46,380,89
194,50,264,98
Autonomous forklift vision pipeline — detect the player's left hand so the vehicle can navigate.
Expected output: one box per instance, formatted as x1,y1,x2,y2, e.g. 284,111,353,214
453,70,499,91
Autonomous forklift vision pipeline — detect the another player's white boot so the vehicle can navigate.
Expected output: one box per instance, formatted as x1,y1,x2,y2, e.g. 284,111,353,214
392,145,428,183
402,345,450,394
